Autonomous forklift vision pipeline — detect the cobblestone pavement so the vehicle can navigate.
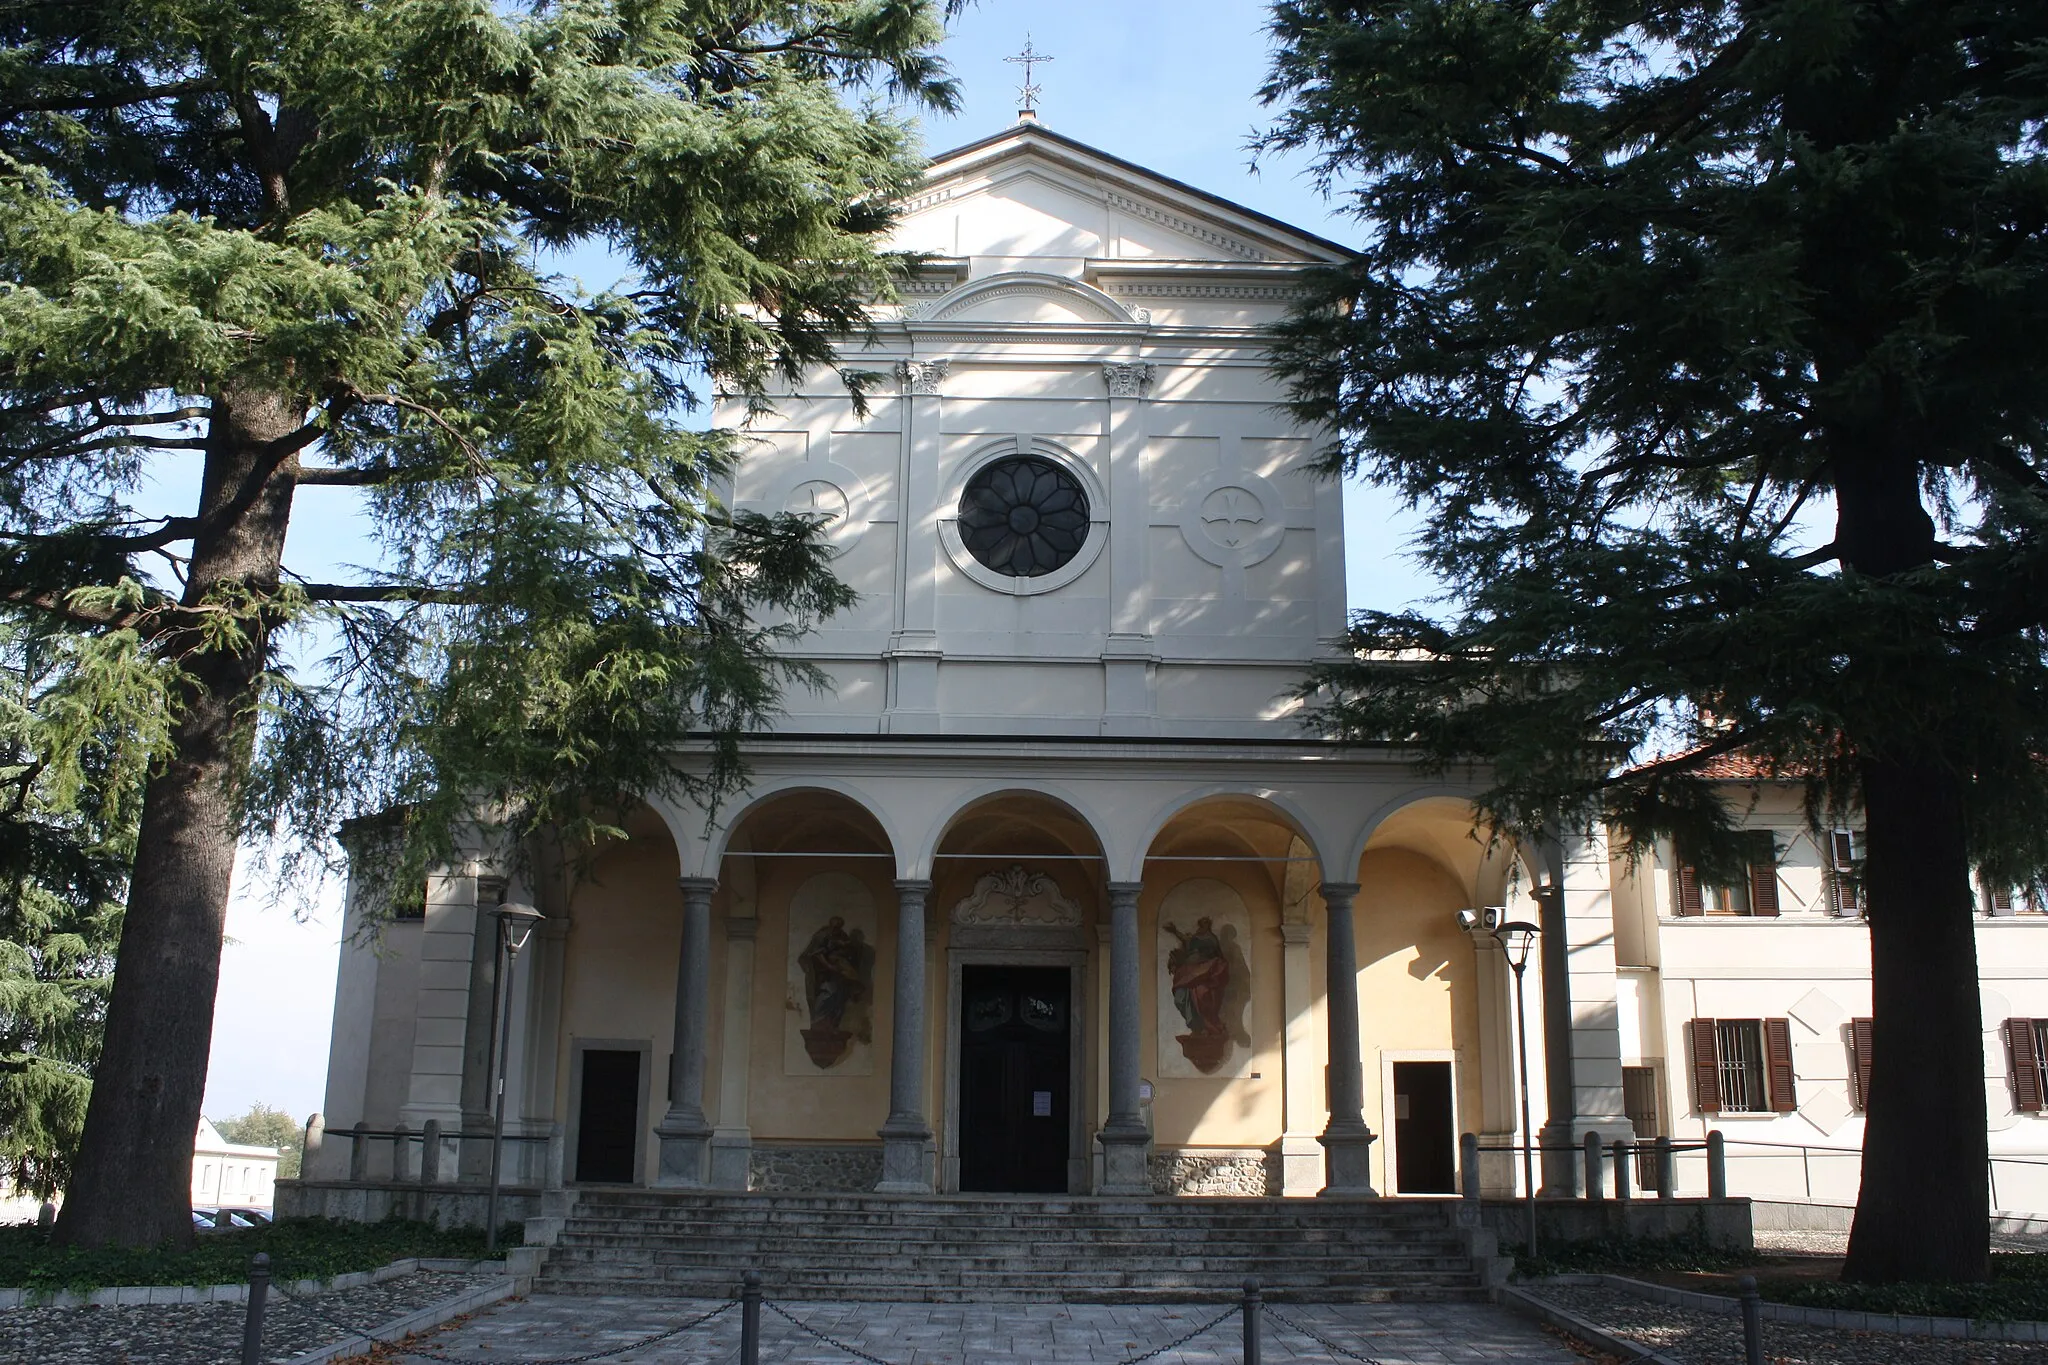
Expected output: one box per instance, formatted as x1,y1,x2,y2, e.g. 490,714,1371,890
381,1292,1590,1364
0,1270,500,1365
1532,1281,2048,1365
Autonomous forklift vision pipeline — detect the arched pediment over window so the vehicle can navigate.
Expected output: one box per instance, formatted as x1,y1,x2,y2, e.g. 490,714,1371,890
921,272,1141,327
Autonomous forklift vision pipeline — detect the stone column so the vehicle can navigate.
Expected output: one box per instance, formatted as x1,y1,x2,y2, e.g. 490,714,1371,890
1098,881,1151,1194
654,876,716,1186
709,911,758,1190
877,880,934,1193
1317,882,1378,1195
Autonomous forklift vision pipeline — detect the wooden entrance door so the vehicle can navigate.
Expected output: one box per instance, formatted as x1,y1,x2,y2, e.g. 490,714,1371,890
958,966,1071,1192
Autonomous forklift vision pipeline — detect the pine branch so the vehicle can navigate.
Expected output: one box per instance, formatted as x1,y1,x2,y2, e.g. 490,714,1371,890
0,77,219,117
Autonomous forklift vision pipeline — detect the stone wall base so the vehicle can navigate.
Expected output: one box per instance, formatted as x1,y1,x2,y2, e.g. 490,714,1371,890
748,1143,884,1193
1148,1147,1279,1196
1479,1197,1752,1251
276,1179,542,1230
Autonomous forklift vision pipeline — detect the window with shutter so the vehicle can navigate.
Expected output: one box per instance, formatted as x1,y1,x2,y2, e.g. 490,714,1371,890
1763,1017,1797,1112
1688,1018,1722,1114
1676,864,1704,916
1716,1020,1767,1112
2006,1019,2045,1113
1748,833,1780,917
1829,831,1862,915
1848,1017,1874,1111
1989,881,2015,915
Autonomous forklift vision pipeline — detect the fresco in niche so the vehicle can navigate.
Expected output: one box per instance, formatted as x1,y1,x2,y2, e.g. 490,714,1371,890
783,871,877,1074
1155,878,1254,1078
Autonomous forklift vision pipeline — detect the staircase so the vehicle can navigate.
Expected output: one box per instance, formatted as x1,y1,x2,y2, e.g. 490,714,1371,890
528,1192,1505,1302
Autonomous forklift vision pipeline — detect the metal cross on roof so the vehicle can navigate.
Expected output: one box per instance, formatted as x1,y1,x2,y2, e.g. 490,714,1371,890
1005,36,1053,114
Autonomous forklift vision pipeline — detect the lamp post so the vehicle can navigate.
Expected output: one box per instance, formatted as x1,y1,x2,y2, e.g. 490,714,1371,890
1494,919,1541,1259
484,901,543,1255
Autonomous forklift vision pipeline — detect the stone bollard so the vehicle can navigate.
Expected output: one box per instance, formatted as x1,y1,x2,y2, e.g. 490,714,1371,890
302,1113,325,1181
241,1253,271,1365
1460,1132,1482,1202
740,1270,762,1365
36,1201,55,1228
1737,1274,1764,1365
420,1119,443,1185
1241,1278,1263,1365
348,1126,368,1183
1612,1140,1632,1202
1583,1130,1604,1202
1707,1130,1728,1200
392,1121,412,1182
1656,1136,1676,1199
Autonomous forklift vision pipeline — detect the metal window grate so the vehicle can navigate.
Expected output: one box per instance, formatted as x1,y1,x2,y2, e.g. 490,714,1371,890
1622,1065,1661,1191
2032,1021,2048,1087
1717,1021,1766,1113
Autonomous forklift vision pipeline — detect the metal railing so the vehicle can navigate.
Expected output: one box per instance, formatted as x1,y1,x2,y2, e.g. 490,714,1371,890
1463,1130,1728,1203
325,1123,549,1186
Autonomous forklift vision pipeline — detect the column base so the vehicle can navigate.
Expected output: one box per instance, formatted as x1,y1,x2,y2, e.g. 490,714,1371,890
708,1128,752,1191
1096,1125,1152,1196
654,1115,712,1188
1278,1133,1325,1196
1318,1122,1379,1197
876,1120,934,1194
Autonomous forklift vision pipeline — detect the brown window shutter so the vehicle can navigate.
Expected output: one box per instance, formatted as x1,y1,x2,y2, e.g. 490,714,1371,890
2008,1020,2046,1113
1831,832,1860,913
1689,1018,1722,1114
1764,1017,1798,1112
1676,864,1704,916
1748,837,1780,917
1849,1017,1874,1111
1992,884,2014,914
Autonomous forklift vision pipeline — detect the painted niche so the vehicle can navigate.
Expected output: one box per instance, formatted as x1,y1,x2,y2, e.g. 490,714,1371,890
1155,878,1255,1078
783,871,877,1075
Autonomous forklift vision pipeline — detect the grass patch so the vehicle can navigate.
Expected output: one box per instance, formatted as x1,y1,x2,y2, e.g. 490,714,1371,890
0,1217,522,1293
1762,1253,2048,1324
1508,1234,1753,1280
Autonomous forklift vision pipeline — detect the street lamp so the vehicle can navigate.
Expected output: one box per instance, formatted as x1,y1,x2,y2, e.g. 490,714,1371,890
485,901,544,1255
1494,918,1541,1259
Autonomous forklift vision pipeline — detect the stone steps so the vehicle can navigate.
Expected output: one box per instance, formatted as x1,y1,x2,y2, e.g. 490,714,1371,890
530,1192,1502,1303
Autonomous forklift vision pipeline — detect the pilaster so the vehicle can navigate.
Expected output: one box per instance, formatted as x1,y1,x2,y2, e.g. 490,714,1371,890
887,358,948,733
1277,920,1324,1194
709,910,758,1190
1102,361,1157,735
400,867,481,1132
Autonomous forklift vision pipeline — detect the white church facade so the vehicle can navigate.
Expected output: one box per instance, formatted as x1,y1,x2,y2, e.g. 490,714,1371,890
301,123,2048,1216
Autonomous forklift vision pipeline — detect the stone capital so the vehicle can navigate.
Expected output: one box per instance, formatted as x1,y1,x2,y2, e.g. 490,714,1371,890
1102,361,1155,398
897,358,950,396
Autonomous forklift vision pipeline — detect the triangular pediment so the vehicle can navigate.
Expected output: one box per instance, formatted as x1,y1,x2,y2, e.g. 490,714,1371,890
888,123,1352,269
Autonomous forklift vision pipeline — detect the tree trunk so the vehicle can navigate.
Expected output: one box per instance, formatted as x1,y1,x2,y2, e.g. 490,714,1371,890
1831,426,1990,1283
54,385,301,1250
1843,755,1988,1282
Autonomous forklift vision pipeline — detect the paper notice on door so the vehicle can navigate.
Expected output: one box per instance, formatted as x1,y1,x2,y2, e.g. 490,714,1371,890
1032,1090,1052,1116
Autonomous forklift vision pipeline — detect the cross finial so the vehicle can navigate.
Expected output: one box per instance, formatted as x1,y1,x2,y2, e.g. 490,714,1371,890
1005,35,1053,118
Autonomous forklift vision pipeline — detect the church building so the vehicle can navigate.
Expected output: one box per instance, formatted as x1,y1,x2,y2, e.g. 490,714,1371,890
300,120,2048,1218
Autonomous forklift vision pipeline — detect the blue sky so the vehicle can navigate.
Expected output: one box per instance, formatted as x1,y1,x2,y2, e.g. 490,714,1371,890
202,0,1440,1126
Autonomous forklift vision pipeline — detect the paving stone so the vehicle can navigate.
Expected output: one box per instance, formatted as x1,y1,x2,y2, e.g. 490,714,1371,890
0,1270,499,1365
368,1291,1586,1364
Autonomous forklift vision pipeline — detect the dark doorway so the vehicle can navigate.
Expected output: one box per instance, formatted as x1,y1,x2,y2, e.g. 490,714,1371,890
1392,1060,1456,1194
574,1048,641,1184
959,966,1071,1193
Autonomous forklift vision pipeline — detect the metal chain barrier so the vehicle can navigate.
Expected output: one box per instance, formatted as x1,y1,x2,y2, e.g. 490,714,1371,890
259,1259,736,1365
1262,1304,1387,1365
1107,1303,1241,1365
763,1298,900,1365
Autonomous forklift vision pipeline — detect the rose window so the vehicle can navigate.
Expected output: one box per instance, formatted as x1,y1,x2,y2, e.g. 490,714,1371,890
958,456,1090,577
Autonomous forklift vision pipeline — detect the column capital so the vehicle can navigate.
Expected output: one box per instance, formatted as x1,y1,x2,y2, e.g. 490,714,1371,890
1318,881,1361,902
893,878,933,897
722,913,758,942
1102,361,1155,398
678,875,718,900
897,357,950,396
1105,880,1144,901
1279,922,1313,947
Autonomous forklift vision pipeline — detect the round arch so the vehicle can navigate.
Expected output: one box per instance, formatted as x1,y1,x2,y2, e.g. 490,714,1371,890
1127,785,1335,885
1342,785,1489,883
912,781,1117,881
668,777,906,880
